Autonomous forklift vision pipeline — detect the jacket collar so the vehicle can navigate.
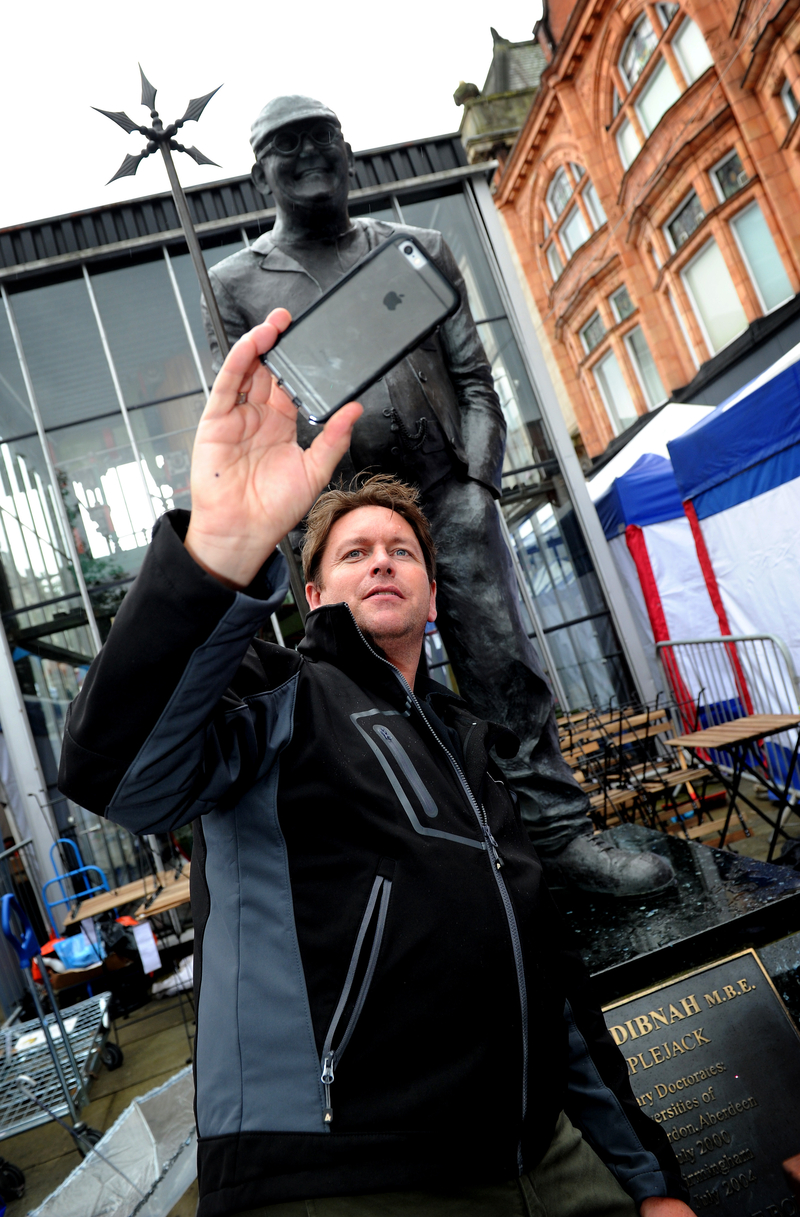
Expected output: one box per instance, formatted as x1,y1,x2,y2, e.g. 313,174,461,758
298,604,519,760
250,217,397,271
298,602,410,708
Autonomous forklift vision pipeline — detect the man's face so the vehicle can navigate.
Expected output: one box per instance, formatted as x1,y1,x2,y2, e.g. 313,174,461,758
253,118,352,213
306,506,436,649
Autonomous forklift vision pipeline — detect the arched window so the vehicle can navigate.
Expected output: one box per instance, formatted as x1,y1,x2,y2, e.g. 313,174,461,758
546,168,573,221
543,165,608,281
612,7,715,170
620,14,659,89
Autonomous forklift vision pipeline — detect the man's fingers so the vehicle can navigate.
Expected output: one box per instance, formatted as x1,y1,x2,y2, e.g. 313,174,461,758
204,311,292,419
264,307,291,333
305,402,363,484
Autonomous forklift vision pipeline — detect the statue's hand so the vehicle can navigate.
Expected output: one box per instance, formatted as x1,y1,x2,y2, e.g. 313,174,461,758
184,308,362,588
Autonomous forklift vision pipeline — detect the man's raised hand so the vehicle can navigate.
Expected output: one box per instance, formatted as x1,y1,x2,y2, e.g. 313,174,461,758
184,309,362,588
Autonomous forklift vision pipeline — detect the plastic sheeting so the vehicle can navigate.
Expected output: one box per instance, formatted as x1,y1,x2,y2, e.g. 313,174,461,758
595,454,687,538
696,476,800,679
636,517,720,644
587,403,714,500
669,347,800,502
592,454,719,698
29,1066,195,1217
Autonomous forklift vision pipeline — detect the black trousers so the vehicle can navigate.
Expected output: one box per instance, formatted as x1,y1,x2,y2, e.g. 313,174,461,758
422,477,592,857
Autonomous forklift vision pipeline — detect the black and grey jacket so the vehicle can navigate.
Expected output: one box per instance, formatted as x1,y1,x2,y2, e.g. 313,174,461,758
58,512,686,1217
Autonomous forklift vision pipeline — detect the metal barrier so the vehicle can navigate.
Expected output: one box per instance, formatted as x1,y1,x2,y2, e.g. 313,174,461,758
656,634,800,793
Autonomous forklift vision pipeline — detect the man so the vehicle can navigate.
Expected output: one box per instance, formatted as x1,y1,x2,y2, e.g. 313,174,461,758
59,316,692,1217
202,96,674,899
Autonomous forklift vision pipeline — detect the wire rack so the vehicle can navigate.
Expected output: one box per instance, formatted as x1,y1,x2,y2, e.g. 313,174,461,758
0,992,111,1140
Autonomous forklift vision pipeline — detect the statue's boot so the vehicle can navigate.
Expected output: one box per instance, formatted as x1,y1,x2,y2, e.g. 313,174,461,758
539,832,676,898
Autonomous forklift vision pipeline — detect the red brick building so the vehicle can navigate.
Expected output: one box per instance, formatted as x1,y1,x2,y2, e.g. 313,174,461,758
495,0,800,457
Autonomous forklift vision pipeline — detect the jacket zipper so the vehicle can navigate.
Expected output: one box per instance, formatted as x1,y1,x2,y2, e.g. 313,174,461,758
346,611,529,1168
320,872,392,1127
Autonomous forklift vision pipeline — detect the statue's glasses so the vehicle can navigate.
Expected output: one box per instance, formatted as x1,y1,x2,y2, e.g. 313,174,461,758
263,123,341,156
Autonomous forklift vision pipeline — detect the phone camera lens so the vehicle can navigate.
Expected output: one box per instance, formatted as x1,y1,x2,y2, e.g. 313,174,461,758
403,245,413,255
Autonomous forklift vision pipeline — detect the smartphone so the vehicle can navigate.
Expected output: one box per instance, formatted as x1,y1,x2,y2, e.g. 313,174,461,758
261,236,460,424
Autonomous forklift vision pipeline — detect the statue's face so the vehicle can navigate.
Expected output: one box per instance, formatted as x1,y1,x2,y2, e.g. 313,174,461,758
253,118,352,214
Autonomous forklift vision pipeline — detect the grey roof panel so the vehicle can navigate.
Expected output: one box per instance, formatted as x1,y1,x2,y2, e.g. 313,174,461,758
0,135,467,273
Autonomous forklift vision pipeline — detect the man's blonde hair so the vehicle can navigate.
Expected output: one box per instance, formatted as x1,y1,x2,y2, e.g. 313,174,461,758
301,475,437,588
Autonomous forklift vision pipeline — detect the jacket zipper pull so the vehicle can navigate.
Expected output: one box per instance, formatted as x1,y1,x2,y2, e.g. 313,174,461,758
479,805,504,869
321,1052,335,1125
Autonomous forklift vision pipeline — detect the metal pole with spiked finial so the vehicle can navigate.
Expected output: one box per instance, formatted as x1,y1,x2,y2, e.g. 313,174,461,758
94,66,229,358
93,68,310,617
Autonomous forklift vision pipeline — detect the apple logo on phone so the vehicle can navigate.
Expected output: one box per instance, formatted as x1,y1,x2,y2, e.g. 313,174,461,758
383,291,404,311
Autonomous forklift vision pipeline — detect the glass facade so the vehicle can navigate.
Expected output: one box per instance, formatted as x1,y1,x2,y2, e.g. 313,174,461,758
0,165,636,901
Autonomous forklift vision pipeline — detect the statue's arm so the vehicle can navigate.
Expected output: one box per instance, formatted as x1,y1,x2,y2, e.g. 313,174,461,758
434,235,507,496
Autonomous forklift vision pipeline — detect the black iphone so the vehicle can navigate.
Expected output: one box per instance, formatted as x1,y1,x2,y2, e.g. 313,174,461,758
261,236,461,424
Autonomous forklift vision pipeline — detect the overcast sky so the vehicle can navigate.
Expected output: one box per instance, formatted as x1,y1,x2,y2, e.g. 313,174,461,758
1,1,540,232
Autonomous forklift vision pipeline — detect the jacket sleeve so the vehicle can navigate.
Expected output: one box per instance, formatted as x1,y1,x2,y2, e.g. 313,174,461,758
427,233,507,496
57,510,294,834
553,910,689,1206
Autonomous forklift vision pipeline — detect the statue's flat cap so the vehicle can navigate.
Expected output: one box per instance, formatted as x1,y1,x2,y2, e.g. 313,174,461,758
250,96,340,154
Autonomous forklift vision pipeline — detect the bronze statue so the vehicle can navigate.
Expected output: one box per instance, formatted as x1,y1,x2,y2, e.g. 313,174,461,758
201,95,673,897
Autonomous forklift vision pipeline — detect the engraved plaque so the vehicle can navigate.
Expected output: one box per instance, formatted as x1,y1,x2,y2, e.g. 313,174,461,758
604,950,800,1215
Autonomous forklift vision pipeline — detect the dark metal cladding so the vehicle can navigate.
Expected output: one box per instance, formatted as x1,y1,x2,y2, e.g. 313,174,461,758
0,135,466,274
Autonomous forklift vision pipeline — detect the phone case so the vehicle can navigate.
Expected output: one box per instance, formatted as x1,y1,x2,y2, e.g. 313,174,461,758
261,236,460,423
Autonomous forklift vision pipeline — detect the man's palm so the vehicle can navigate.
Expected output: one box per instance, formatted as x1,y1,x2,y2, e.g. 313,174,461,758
185,310,362,587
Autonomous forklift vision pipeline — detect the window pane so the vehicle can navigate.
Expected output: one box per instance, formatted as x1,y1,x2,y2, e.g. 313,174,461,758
8,280,118,433
130,394,205,517
667,193,705,249
561,206,591,258
594,349,638,433
731,203,793,311
169,241,246,384
626,325,667,406
782,79,798,122
0,438,71,609
478,319,550,480
714,152,747,200
584,182,607,229
621,16,658,86
570,163,586,182
547,243,563,281
401,193,505,322
636,59,682,136
89,259,202,407
505,502,632,706
547,168,573,221
611,286,635,321
0,303,35,441
581,313,606,352
673,18,713,85
658,2,680,27
683,240,748,352
49,418,159,578
617,120,642,169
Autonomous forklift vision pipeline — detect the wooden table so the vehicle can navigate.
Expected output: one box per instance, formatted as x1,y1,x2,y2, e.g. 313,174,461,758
668,714,800,859
135,874,191,919
63,866,190,926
